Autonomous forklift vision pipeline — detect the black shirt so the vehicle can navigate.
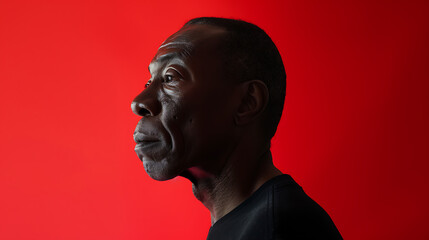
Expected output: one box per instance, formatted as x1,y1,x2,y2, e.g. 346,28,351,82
206,175,342,240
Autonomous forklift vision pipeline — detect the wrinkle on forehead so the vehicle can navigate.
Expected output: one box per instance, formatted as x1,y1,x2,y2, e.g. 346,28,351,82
159,40,193,51
154,25,227,60
165,24,226,44
155,42,194,61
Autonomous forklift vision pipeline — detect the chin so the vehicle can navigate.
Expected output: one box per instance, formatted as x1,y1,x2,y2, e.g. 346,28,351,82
142,157,181,181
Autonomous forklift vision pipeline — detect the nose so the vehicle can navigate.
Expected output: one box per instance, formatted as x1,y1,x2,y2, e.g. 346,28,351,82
131,88,161,117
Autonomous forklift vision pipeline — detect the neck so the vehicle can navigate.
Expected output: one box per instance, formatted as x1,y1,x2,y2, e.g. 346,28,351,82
183,142,282,225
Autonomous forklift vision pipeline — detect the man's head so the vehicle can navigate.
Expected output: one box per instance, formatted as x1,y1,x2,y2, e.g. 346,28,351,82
183,17,286,138
131,17,286,181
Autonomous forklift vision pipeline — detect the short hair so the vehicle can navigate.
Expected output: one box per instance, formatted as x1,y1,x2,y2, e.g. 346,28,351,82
184,17,286,139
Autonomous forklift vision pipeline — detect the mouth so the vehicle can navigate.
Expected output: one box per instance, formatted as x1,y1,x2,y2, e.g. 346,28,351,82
133,132,161,150
135,140,160,149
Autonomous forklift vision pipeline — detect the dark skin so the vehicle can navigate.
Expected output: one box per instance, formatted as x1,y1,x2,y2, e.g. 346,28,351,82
131,24,282,224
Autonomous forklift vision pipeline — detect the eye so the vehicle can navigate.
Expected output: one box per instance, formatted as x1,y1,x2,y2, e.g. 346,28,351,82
163,68,182,84
164,74,175,83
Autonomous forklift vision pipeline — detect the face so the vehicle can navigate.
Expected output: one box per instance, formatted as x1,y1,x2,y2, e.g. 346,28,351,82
131,25,242,181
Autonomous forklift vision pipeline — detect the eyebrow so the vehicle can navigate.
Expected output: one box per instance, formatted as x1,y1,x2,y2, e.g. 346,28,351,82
148,52,189,75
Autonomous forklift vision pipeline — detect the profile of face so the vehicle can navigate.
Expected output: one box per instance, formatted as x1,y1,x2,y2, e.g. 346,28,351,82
131,25,243,181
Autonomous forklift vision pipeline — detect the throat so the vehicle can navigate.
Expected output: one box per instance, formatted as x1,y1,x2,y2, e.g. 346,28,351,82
187,166,247,224
191,179,231,224
180,148,282,224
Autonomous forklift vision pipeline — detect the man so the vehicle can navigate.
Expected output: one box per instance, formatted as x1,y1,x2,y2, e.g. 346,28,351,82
131,17,342,239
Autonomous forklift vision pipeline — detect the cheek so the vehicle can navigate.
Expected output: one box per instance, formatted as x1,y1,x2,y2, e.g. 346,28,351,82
159,96,191,156
161,89,198,126
161,87,236,155
159,91,182,122
183,102,235,147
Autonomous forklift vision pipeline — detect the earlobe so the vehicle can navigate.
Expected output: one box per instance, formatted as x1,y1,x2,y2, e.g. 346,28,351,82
234,80,269,125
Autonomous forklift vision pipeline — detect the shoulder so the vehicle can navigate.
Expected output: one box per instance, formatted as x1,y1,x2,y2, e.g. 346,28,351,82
271,175,342,239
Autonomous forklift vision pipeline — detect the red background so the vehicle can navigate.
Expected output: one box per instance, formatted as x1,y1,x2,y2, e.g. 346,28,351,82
1,0,428,239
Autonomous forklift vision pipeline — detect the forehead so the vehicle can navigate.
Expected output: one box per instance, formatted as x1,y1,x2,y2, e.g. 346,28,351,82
151,24,227,66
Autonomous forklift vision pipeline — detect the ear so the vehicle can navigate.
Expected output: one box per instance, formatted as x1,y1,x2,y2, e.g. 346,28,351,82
234,80,269,126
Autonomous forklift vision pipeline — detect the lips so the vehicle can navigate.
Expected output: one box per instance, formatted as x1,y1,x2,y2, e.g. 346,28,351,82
133,132,159,143
133,132,161,151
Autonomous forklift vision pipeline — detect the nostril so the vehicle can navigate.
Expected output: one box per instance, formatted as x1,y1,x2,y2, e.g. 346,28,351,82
139,108,151,117
131,101,153,117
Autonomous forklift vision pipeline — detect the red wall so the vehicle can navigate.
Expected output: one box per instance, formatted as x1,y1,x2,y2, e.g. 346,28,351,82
1,0,428,239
